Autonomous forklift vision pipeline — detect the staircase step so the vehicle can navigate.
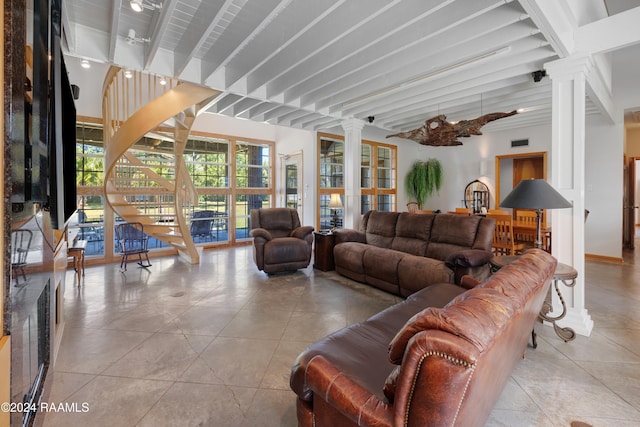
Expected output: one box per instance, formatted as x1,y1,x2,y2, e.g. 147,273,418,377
104,79,219,266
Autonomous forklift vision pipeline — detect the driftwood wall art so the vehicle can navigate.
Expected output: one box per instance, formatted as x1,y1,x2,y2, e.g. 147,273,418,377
386,110,518,146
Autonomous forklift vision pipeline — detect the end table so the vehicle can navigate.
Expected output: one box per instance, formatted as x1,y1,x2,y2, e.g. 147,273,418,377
313,232,336,271
489,255,577,347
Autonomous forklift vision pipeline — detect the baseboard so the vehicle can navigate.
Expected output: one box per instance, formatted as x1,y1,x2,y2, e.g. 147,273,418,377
585,253,623,264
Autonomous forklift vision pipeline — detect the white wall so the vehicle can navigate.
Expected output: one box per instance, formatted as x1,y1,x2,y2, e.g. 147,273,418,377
385,123,553,212
65,56,109,119
584,117,624,258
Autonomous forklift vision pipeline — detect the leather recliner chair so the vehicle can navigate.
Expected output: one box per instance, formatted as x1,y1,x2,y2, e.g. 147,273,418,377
249,208,314,274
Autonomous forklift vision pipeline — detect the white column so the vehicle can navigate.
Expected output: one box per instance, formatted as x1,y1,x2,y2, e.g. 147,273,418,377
341,119,365,230
545,54,594,337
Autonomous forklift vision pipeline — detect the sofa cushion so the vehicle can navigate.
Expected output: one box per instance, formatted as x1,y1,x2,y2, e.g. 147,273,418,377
426,214,483,260
365,211,399,249
388,287,514,364
334,242,368,275
390,213,434,256
363,246,404,290
396,256,453,297
264,237,309,264
290,282,467,403
256,208,299,238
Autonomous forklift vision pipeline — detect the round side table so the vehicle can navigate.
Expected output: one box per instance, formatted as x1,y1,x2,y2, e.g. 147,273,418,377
489,256,577,346
539,263,577,343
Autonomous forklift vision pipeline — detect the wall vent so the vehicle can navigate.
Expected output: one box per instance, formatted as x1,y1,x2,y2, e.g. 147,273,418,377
511,139,529,147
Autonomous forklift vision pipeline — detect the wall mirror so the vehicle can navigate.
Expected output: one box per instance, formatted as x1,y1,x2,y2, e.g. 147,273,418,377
464,180,490,213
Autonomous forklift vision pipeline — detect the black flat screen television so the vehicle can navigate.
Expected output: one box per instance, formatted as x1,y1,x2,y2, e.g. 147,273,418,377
10,40,76,230
48,49,78,229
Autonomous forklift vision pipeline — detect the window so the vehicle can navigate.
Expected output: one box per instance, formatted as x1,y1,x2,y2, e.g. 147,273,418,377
318,134,345,230
186,138,230,188
317,133,396,230
319,137,344,189
76,121,106,256
75,120,274,259
362,143,396,212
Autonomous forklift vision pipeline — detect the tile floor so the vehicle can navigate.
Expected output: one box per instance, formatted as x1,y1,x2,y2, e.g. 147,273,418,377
42,244,640,427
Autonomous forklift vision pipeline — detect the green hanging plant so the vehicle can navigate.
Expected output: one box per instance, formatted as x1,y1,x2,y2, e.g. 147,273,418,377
405,158,443,209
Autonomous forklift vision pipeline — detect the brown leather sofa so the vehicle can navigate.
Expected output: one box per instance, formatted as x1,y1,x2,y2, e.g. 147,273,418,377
333,210,495,296
249,208,314,273
290,249,557,427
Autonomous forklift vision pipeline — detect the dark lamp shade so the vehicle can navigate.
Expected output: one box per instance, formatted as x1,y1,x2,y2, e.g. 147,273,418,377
500,179,572,209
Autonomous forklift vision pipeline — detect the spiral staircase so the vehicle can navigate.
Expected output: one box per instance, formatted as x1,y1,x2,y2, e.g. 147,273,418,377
103,67,220,264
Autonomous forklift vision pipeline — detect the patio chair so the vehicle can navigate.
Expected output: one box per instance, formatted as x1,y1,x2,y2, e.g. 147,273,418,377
11,229,33,285
115,222,151,271
190,210,215,242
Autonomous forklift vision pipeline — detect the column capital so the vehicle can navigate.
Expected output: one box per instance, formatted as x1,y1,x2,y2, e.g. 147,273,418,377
544,53,593,81
340,118,366,133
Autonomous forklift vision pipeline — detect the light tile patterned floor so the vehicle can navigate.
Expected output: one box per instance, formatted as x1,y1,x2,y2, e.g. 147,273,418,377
43,245,640,426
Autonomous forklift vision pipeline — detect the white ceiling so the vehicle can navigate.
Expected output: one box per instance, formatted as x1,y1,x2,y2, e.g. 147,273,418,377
61,0,640,134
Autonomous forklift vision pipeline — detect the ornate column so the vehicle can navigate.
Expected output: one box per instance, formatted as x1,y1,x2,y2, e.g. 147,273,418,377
341,119,365,230
544,54,594,337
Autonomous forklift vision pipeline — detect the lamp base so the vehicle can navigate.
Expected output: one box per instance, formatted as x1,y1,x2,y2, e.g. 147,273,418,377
535,209,543,250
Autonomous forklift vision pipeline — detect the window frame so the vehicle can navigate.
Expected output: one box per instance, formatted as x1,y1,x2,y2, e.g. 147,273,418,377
316,132,397,230
74,117,275,261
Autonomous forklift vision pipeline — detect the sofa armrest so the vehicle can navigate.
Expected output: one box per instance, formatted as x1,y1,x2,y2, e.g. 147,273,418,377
333,229,366,244
459,274,483,290
444,249,493,269
291,225,314,240
249,227,272,241
392,330,479,427
305,355,394,427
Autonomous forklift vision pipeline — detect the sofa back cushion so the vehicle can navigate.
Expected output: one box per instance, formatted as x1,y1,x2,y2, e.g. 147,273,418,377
364,211,400,249
360,211,493,259
425,214,492,261
251,208,300,239
390,213,434,256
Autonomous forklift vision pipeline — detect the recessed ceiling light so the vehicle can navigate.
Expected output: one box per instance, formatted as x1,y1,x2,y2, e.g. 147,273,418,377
130,0,162,13
81,59,91,69
124,69,133,79
130,0,143,12
159,77,167,85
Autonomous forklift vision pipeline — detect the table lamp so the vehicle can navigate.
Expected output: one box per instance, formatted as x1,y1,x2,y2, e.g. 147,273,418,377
500,179,571,249
329,193,343,229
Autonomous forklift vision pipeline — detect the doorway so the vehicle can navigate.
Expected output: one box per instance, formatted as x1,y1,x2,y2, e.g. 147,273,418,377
623,156,639,249
495,152,547,207
282,152,303,219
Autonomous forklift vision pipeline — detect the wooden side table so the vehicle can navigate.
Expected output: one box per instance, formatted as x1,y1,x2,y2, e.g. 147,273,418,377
69,239,87,286
489,255,577,346
313,232,336,271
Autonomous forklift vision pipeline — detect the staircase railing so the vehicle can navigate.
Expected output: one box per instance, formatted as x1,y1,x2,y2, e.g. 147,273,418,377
102,67,220,264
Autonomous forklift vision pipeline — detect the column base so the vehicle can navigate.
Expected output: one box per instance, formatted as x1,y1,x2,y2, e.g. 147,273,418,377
545,306,593,337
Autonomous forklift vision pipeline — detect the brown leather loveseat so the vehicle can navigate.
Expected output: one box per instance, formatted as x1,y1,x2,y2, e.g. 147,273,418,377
333,210,495,296
290,249,557,427
249,208,314,273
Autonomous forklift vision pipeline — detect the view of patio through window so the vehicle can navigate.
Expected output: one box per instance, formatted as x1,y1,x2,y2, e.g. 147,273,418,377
74,121,274,258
